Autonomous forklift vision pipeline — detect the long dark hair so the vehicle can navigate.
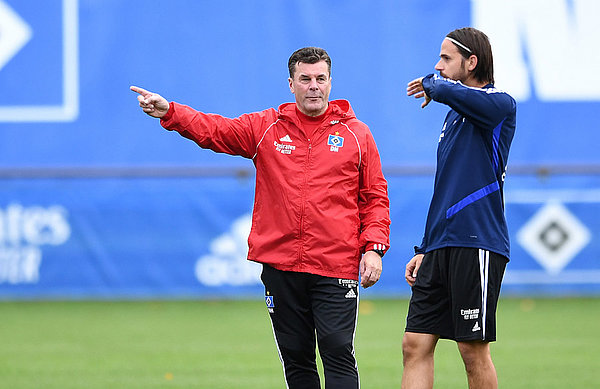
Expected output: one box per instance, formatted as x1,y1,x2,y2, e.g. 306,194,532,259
447,27,494,84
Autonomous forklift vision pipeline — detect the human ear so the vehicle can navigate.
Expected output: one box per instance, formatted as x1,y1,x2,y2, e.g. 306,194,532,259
468,55,478,72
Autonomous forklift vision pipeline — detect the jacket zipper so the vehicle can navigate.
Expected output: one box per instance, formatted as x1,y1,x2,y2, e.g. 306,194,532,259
298,138,312,264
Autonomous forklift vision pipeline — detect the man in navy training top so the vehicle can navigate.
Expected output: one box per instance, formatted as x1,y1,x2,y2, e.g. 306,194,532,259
403,27,516,389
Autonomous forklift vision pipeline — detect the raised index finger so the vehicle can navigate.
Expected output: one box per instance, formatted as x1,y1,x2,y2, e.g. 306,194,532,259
130,85,152,97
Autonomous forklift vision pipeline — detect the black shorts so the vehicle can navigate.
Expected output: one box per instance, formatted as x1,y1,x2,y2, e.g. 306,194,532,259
405,247,508,342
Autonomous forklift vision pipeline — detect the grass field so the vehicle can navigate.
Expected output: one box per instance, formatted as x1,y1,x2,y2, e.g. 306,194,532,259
0,298,598,388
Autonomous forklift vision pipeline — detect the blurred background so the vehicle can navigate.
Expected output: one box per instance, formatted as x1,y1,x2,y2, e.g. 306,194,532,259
1,0,599,300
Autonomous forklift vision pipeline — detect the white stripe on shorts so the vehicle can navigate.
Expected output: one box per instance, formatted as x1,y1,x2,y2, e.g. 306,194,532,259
478,249,490,340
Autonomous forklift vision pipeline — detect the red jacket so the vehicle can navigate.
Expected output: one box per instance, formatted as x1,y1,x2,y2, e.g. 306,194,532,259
161,99,390,280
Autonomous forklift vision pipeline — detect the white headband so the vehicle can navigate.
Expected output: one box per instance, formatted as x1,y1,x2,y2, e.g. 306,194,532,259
445,37,472,53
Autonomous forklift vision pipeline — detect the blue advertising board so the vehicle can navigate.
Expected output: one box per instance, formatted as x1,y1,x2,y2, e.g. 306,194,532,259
1,0,599,298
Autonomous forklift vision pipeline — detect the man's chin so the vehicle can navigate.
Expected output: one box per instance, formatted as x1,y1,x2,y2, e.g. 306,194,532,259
302,104,326,116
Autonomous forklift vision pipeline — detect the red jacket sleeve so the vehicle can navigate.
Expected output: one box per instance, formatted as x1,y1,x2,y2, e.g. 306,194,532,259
160,101,276,159
357,127,391,255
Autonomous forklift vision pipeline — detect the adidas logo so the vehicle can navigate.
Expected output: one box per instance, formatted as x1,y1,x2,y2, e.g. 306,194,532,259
279,134,292,142
472,322,481,332
194,213,262,287
345,289,357,299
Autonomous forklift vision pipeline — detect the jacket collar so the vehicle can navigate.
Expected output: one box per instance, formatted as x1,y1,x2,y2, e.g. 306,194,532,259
277,99,356,127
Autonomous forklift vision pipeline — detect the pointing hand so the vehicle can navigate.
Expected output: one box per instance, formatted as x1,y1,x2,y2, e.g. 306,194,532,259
130,85,170,118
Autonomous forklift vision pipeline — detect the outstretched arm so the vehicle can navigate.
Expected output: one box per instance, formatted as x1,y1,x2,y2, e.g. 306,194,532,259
130,85,170,118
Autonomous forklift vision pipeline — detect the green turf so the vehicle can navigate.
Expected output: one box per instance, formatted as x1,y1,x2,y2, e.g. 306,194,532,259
0,298,598,388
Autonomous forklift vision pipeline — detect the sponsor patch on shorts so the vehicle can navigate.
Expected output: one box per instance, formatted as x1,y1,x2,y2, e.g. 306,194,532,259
338,279,359,288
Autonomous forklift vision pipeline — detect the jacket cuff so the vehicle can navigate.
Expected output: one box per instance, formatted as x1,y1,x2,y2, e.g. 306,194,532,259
421,73,435,98
160,101,175,124
414,245,426,255
365,243,388,257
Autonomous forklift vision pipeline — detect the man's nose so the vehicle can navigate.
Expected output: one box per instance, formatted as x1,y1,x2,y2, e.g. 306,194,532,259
308,79,319,89
434,60,443,71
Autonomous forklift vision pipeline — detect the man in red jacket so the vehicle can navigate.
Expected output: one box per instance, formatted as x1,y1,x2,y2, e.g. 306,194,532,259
131,47,390,389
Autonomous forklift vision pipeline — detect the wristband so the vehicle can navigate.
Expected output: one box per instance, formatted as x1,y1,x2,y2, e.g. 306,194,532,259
370,249,385,258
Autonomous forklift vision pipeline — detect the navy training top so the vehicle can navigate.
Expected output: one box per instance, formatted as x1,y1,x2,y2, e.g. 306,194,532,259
415,73,516,258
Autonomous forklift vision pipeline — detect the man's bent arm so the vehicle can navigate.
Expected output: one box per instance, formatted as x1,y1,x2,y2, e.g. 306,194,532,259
421,74,516,130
